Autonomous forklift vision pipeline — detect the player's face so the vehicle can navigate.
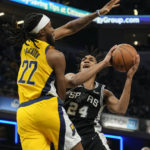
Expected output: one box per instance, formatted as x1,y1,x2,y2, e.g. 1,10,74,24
44,22,55,45
80,55,97,72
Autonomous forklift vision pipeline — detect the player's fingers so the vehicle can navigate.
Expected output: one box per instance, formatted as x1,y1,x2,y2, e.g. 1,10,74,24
112,4,120,8
133,55,140,70
112,0,120,5
136,54,140,65
110,45,118,52
108,0,120,6
106,0,115,6
133,55,136,64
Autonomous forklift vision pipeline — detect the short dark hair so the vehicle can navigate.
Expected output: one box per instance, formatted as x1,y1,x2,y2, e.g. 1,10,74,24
76,47,105,70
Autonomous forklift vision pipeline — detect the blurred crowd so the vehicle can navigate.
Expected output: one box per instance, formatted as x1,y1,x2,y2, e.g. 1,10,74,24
98,62,150,119
0,42,150,120
0,16,150,120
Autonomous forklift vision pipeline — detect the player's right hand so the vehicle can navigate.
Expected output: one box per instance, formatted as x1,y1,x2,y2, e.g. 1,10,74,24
103,45,118,67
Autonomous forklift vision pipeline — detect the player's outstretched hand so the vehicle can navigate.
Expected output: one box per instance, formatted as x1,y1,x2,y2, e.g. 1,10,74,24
127,54,140,78
98,0,120,16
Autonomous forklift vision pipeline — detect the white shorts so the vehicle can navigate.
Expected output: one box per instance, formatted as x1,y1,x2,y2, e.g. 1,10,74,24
62,107,81,150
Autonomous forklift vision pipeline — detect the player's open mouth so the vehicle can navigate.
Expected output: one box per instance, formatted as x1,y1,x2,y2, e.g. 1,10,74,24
83,65,90,68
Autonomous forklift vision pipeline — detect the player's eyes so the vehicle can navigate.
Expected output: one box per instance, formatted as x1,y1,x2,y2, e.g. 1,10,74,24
90,59,94,61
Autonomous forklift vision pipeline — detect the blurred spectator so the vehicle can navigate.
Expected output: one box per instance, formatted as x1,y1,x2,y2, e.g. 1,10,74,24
141,147,150,150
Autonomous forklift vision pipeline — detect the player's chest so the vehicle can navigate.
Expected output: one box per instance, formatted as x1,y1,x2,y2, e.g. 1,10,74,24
67,90,100,108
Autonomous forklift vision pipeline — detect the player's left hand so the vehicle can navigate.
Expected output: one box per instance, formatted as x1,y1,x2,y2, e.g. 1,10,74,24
127,54,140,79
98,0,120,16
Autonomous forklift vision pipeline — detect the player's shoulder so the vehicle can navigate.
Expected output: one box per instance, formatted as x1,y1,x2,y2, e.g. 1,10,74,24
46,47,65,61
46,47,64,56
46,47,65,68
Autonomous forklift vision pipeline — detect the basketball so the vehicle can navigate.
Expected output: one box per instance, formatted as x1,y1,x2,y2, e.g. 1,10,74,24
112,44,138,72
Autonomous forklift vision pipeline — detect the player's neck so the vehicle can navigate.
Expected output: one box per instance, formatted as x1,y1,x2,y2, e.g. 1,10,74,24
83,77,96,90
37,36,47,43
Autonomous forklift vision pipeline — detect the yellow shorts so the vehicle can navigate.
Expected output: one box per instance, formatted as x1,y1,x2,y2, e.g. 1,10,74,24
17,96,81,150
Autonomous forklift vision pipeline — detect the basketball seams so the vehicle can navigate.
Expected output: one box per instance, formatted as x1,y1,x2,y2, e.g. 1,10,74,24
121,45,137,69
112,48,125,72
112,48,119,67
112,44,137,72
120,45,134,57
113,48,121,70
118,48,128,72
123,47,134,68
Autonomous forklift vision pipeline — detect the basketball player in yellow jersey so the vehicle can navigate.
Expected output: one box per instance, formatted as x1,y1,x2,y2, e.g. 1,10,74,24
15,1,120,150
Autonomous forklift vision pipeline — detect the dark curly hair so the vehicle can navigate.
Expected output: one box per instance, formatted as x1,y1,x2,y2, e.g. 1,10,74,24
2,13,44,48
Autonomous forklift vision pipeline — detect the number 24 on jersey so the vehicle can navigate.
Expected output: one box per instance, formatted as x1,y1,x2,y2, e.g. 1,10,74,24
67,102,88,118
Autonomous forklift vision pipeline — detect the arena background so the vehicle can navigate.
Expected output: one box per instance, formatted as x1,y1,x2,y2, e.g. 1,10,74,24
0,0,150,149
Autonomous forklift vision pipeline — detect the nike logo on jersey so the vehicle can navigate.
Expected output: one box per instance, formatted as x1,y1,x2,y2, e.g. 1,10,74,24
93,90,99,95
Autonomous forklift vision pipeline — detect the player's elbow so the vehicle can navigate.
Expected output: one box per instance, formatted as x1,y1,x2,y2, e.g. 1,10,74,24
65,78,76,89
116,107,127,115
108,106,127,115
116,109,126,115
118,105,128,115
111,109,126,115
68,79,78,88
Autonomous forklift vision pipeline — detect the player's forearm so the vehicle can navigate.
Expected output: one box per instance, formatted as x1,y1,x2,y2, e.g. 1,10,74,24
118,77,133,114
64,0,120,34
64,12,98,34
71,61,107,87
56,79,66,102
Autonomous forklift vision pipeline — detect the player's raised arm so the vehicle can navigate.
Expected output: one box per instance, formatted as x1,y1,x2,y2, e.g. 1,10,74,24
65,45,118,89
54,0,120,40
105,55,140,114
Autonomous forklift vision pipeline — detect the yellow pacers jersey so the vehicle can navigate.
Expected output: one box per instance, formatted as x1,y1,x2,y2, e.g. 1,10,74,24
17,39,57,104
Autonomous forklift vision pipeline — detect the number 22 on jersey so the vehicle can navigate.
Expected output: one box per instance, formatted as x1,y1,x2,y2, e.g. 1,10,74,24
67,102,88,118
18,60,37,85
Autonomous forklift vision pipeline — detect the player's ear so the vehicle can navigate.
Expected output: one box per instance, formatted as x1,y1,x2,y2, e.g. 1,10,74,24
39,28,45,36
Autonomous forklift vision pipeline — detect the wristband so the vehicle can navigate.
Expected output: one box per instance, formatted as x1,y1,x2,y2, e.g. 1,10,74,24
96,10,101,16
